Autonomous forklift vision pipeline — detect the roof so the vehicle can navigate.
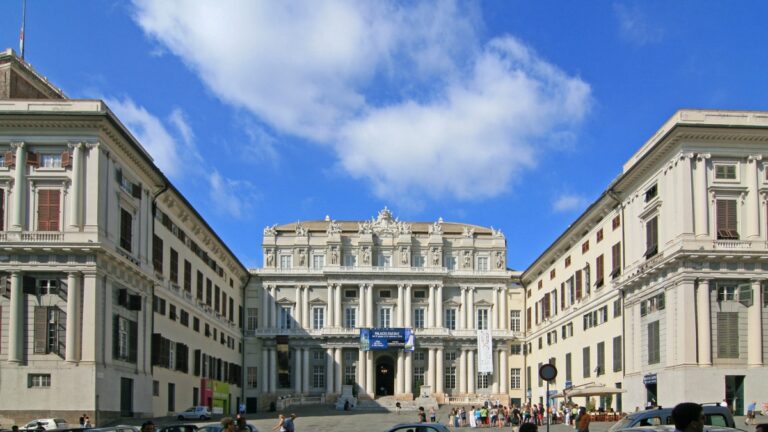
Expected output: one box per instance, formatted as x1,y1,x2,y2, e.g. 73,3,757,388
273,220,495,235
0,48,66,99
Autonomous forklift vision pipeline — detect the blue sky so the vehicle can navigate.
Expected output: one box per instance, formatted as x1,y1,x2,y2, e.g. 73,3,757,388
2,1,767,270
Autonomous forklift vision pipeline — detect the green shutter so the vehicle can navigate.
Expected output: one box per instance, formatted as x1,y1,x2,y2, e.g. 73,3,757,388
33,306,49,354
716,312,739,358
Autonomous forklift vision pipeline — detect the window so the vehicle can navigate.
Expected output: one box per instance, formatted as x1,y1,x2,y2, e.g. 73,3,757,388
37,189,61,231
414,351,426,361
153,380,160,396
599,306,608,324
444,351,457,361
445,308,457,330
247,367,258,388
444,255,456,270
343,254,357,267
613,336,622,372
414,367,425,387
28,374,51,388
313,365,325,388
596,342,605,376
312,307,325,329
511,344,522,355
648,320,660,364
596,228,604,243
476,308,489,330
412,254,425,268
379,307,392,328
196,271,203,300
246,308,258,331
612,215,621,230
344,365,356,386
413,290,426,299
714,164,737,180
152,235,163,274
565,256,571,267
526,308,531,331
550,269,556,279
477,256,489,271
414,308,425,329
613,298,622,317
582,241,589,253
344,307,357,328
312,255,325,270
180,309,189,326
645,184,658,202
716,200,739,240
40,153,62,168
595,255,604,288
445,367,456,389
640,293,666,316
377,253,391,267
169,248,179,284
193,317,200,332
183,260,192,292
645,217,658,258
611,242,621,278
510,310,521,332
561,322,573,339
33,306,65,356
477,372,490,389
206,279,212,306
117,208,133,251
565,353,572,381
278,306,293,329
379,290,391,298
280,255,292,269
716,312,739,358
113,315,137,362
583,346,591,378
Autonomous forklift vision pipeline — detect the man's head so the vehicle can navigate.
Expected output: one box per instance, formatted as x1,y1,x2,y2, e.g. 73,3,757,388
754,423,768,432
671,403,704,432
519,423,538,432
141,421,155,432
290,414,296,420
220,417,235,432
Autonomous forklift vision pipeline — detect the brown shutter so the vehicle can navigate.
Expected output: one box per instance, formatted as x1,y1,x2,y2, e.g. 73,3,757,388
37,190,60,231
3,151,15,167
0,189,4,230
34,306,49,354
26,151,39,168
113,315,120,360
56,309,67,358
596,255,604,286
61,151,72,168
129,320,138,363
717,200,739,239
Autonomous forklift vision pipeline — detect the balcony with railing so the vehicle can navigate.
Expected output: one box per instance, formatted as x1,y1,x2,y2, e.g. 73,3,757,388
244,325,519,339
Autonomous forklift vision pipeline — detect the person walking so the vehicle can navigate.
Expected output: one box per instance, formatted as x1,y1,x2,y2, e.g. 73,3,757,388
430,406,437,423
79,414,86,428
270,414,286,432
746,402,757,425
418,407,427,423
83,417,92,428
576,407,590,432
221,418,236,432
282,414,296,432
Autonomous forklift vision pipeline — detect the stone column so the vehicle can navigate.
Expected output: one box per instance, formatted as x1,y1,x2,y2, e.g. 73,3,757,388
366,351,374,397
68,143,84,228
270,286,278,328
302,348,310,393
694,154,710,237
335,348,343,393
679,152,695,235
677,280,698,365
358,348,367,395
492,348,499,394
459,349,467,394
748,279,764,366
269,348,277,393
697,279,712,366
327,284,334,328
405,284,412,328
294,347,303,394
405,351,413,396
335,284,342,327
467,349,475,394
359,284,366,328
8,271,23,363
428,285,435,328
467,288,475,330
65,272,81,362
366,284,374,327
397,350,405,395
10,142,26,230
436,284,443,328
436,347,444,395
397,284,404,327
427,347,436,388
262,349,269,391
459,287,467,329
303,286,310,328
296,285,304,330
492,288,499,330
501,287,509,330
326,347,335,394
747,155,762,239
261,287,269,329
86,275,104,363
500,349,508,396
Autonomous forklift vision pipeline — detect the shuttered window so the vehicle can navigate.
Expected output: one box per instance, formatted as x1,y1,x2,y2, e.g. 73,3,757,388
582,346,591,378
613,335,622,372
34,306,66,357
194,349,202,376
37,189,60,231
526,307,531,330
716,200,739,240
611,242,621,278
645,216,658,258
0,189,5,230
575,270,583,300
565,352,572,381
169,248,179,284
119,208,132,251
152,235,163,274
595,255,604,288
597,342,605,375
648,320,660,364
114,315,138,363
716,312,739,358
196,270,204,300
183,260,192,292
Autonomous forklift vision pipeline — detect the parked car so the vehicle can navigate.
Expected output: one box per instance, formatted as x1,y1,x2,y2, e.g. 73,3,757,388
46,427,139,432
177,406,212,420
20,419,69,431
197,423,258,432
611,426,743,432
609,405,736,432
156,425,198,432
385,424,451,432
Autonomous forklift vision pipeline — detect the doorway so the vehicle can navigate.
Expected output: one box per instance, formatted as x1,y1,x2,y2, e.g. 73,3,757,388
375,355,395,397
645,383,657,405
120,377,134,417
725,375,744,415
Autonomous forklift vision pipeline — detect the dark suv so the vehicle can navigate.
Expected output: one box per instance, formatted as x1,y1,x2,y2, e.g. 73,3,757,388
609,404,735,432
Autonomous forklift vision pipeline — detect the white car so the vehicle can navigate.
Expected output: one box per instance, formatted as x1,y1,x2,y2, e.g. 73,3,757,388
21,419,69,431
176,406,211,420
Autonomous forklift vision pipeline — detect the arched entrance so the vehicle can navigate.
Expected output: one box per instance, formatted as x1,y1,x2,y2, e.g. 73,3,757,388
375,355,395,397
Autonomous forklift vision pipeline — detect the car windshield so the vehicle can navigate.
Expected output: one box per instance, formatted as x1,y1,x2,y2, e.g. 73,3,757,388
184,407,197,412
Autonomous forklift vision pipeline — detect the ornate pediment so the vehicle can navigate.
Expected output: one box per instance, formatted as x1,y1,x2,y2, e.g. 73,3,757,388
276,297,295,305
357,206,412,236
443,300,462,308
308,297,327,306
474,299,494,307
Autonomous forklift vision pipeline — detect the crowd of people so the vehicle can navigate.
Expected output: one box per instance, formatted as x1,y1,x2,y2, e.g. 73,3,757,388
414,402,594,430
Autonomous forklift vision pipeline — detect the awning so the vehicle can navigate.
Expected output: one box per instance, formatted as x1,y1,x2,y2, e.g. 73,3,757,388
565,383,627,397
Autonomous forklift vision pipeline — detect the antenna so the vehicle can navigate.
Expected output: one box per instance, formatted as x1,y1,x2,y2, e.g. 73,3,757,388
19,0,27,59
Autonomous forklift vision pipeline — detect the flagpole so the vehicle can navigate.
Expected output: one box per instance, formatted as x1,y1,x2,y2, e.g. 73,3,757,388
20,0,27,59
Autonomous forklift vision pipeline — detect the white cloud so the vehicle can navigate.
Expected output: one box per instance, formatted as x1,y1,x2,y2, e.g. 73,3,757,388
552,194,589,213
106,97,253,218
613,3,664,46
131,0,592,203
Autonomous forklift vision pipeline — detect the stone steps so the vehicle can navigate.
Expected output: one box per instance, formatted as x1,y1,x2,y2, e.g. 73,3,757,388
356,396,439,412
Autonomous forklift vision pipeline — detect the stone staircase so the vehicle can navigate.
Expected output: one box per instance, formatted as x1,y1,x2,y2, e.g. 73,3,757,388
355,396,439,412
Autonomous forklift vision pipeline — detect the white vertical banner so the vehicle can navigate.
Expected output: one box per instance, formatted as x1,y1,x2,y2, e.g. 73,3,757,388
477,329,493,373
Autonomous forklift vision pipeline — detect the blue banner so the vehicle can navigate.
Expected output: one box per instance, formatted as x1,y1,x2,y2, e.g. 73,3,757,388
360,328,415,352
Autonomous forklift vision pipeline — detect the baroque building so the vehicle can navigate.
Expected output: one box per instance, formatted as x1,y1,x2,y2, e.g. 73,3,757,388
0,49,248,423
522,110,768,414
243,208,525,410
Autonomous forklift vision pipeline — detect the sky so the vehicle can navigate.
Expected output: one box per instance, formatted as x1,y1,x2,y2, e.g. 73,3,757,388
2,1,767,270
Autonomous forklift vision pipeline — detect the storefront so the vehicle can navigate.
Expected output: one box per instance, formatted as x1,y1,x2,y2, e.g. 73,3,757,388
201,379,231,415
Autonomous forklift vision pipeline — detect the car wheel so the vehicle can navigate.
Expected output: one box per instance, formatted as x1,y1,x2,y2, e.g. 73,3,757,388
178,416,185,420
200,416,206,420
